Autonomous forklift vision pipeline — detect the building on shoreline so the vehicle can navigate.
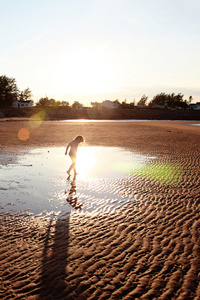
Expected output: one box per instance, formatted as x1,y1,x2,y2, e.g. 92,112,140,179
189,102,200,110
101,100,119,109
12,100,33,108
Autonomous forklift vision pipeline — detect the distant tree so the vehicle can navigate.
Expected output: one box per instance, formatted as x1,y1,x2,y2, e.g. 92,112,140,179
113,99,121,106
129,100,135,108
137,95,148,106
55,101,60,107
149,92,188,109
48,98,56,106
121,99,129,109
38,97,50,106
60,101,69,107
149,93,169,107
19,87,32,101
189,95,193,104
37,97,66,107
0,75,19,107
120,99,135,109
72,101,83,109
90,101,101,109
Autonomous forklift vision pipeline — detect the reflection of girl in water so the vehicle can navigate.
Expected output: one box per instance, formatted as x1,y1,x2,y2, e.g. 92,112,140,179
65,135,84,176
65,179,83,210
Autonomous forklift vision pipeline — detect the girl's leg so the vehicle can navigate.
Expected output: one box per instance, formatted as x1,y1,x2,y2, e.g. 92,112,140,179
67,163,73,175
72,163,77,174
68,155,76,175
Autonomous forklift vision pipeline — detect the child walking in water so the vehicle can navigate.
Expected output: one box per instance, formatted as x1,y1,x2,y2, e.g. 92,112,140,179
65,135,84,176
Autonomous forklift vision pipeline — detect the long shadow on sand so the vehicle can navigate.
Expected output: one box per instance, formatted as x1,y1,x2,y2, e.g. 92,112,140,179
39,216,69,299
39,176,82,299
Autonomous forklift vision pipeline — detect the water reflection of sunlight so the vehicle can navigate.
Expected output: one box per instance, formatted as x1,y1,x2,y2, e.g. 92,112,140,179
1,147,156,217
76,147,96,178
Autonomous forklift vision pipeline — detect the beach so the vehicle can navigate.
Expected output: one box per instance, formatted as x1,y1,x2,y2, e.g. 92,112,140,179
1,120,200,299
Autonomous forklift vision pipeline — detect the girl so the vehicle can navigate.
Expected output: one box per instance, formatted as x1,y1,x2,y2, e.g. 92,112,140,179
65,135,84,176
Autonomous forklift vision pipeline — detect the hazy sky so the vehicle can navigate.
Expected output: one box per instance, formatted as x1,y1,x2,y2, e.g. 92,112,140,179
1,0,200,105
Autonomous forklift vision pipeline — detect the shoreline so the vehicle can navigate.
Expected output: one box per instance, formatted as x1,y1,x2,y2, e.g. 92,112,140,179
1,106,200,121
0,117,200,121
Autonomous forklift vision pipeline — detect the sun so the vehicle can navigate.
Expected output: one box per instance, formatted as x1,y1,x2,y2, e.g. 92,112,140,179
68,47,110,94
52,45,112,96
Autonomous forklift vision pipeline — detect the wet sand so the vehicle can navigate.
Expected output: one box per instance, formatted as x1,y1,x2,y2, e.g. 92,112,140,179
1,120,200,299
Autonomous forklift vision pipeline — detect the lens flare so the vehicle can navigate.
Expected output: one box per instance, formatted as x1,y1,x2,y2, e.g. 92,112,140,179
18,128,30,141
136,162,182,185
29,111,46,128
113,159,182,185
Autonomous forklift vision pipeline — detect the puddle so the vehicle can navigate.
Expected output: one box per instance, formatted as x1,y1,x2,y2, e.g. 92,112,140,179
189,123,200,127
0,147,155,218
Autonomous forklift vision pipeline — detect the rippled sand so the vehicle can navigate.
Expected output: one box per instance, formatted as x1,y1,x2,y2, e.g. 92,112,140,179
1,120,200,299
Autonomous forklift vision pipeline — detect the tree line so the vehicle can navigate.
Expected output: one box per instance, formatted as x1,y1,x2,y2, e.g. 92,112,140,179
0,75,32,107
0,75,192,109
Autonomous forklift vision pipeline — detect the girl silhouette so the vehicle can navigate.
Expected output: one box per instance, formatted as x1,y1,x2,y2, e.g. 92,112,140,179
65,135,84,176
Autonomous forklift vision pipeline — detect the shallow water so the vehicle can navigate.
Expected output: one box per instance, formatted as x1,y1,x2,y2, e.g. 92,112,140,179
189,123,200,127
60,119,170,123
0,147,155,218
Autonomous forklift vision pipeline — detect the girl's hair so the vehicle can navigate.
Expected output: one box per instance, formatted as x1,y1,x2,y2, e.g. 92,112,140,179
74,135,84,143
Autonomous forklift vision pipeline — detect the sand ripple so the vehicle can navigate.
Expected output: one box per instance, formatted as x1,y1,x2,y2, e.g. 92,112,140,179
1,151,200,299
1,122,200,299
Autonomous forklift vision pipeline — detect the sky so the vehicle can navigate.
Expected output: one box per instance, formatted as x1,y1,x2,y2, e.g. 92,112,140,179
0,0,200,105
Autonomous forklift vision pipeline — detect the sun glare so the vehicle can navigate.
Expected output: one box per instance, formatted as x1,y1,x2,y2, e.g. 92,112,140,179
53,45,111,96
76,147,96,177
69,48,108,94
